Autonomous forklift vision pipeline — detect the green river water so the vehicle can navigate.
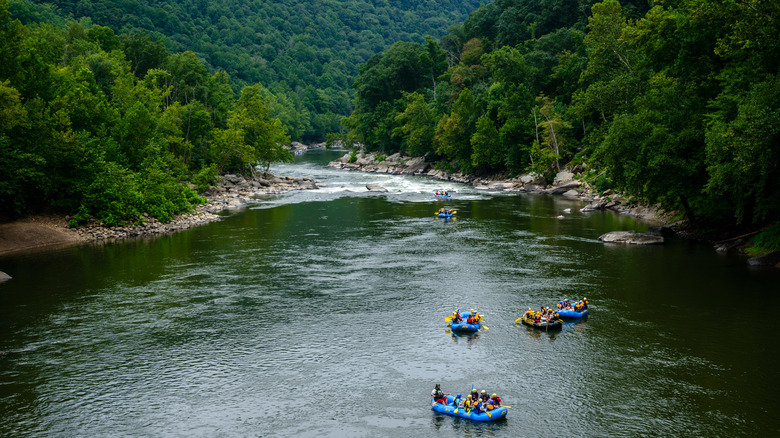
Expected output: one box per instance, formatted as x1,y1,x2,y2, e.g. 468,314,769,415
1,150,778,437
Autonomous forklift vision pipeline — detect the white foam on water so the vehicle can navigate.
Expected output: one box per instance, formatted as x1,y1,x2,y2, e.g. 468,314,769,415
255,158,501,208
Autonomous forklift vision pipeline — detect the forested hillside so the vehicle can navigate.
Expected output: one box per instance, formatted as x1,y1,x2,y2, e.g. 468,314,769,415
17,0,485,141
345,0,780,234
1,0,291,224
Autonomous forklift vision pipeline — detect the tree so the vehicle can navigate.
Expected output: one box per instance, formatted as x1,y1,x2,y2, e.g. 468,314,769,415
706,75,780,225
436,88,479,171
471,114,503,172
394,92,438,157
214,84,291,175
535,95,572,172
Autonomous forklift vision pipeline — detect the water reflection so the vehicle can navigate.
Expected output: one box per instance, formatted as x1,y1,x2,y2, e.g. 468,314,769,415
1,150,778,436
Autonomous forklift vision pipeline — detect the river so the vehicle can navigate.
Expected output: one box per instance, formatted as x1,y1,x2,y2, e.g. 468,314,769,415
1,149,778,436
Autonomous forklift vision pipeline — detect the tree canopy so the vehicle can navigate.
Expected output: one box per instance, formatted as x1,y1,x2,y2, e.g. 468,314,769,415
16,0,484,142
0,0,290,224
345,0,780,228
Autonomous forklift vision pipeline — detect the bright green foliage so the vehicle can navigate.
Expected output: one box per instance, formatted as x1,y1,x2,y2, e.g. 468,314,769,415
235,85,292,175
535,95,572,172
345,0,777,230
0,3,297,225
471,114,503,172
436,88,479,171
748,224,780,255
24,0,485,142
706,76,780,225
394,92,437,157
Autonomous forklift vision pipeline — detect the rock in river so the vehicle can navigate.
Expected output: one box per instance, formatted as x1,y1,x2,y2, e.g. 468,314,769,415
747,251,780,267
366,185,388,192
599,230,664,245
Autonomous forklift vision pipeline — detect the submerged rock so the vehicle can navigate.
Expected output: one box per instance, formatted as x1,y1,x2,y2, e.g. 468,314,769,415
0,271,11,282
598,231,664,245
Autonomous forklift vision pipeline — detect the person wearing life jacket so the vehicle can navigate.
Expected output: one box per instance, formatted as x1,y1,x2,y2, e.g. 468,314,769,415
523,308,534,319
557,301,563,310
489,393,502,408
464,395,473,412
480,389,490,403
473,399,485,415
468,389,480,410
582,297,589,309
452,311,463,324
431,384,448,404
451,393,463,407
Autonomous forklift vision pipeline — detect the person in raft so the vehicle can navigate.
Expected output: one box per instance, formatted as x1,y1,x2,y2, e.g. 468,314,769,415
431,384,449,404
488,393,502,409
451,393,464,407
472,390,482,409
480,389,490,403
451,310,463,324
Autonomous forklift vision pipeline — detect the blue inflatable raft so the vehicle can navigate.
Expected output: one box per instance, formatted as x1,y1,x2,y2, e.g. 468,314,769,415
449,312,482,332
436,210,456,218
431,396,507,422
556,308,588,319
434,194,451,198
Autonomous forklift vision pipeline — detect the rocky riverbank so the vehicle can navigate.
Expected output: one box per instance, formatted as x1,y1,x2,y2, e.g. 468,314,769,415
328,151,671,223
0,173,318,255
328,151,780,265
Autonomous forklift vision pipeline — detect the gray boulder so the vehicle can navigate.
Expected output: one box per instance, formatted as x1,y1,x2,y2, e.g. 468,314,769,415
599,230,664,245
403,156,428,174
366,185,388,192
548,180,582,195
519,173,546,185
747,251,780,267
553,171,575,186
386,152,402,162
222,174,242,186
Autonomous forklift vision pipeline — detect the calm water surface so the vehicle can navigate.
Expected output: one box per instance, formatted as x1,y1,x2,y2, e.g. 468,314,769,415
1,150,779,437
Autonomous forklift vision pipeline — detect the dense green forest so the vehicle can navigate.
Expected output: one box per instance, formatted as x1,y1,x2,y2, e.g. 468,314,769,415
17,0,485,142
0,0,292,225
345,0,780,232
